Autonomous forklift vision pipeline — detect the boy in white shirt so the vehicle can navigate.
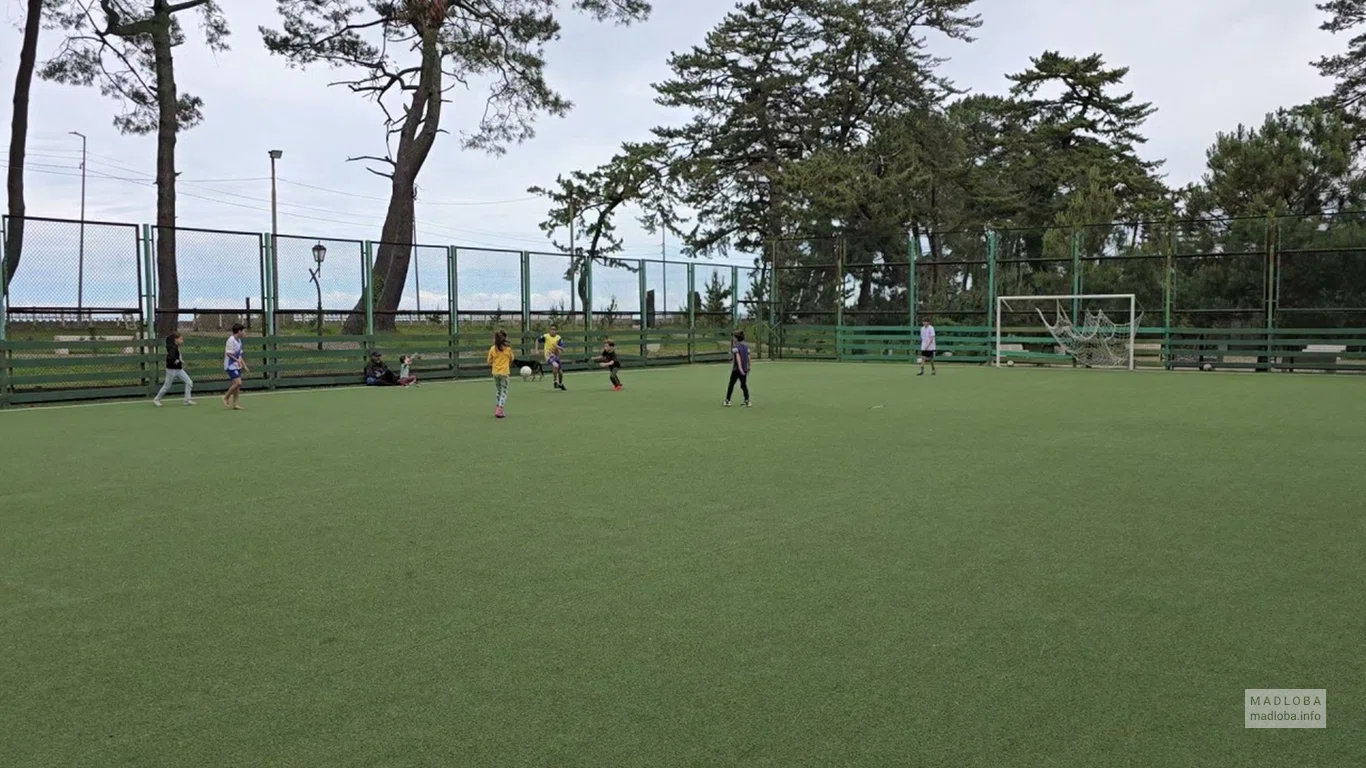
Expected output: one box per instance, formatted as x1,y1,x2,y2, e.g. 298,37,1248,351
918,319,936,376
223,323,248,410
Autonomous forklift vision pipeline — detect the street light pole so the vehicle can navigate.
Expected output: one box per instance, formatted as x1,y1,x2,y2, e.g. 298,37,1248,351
69,131,86,318
310,242,327,351
269,150,282,312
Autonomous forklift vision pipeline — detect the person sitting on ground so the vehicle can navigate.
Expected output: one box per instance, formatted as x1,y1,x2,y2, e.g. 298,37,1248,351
365,351,402,386
397,354,418,387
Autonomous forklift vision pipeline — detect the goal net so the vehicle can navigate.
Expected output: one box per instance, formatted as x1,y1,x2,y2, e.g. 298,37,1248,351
995,294,1139,370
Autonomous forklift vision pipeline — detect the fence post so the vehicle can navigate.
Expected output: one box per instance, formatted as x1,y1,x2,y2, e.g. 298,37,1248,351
0,215,7,343
520,251,530,342
769,243,779,359
639,260,649,362
1265,214,1277,370
1071,227,1081,322
0,336,8,408
1164,219,1174,369
141,224,156,341
908,232,918,329
362,240,375,342
687,262,696,363
263,233,277,390
584,257,594,340
140,224,157,396
834,237,844,360
0,216,7,406
986,229,998,335
731,265,739,329
447,245,458,377
0,218,6,408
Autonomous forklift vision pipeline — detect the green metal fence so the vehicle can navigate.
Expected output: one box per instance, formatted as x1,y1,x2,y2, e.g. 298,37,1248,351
4,212,1366,406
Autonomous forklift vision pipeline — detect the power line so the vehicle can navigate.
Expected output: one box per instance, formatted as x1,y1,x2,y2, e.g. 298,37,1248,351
1,163,693,257
2,162,552,249
277,177,538,207
23,146,537,205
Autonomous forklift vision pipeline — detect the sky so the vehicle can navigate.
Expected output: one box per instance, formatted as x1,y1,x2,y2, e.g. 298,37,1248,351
0,0,1344,312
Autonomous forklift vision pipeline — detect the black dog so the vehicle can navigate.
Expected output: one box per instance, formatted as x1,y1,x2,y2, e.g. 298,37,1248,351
511,358,544,380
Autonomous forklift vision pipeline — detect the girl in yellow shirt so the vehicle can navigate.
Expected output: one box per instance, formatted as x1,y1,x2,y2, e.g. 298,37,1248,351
486,330,515,418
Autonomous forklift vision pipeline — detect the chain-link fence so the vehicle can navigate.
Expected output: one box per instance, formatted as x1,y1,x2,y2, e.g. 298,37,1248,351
770,237,840,327
453,246,521,335
158,226,265,339
1076,221,1165,327
2,216,142,337
7,214,1366,375
526,250,580,333
591,257,642,331
273,235,365,335
1275,212,1366,328
915,229,989,327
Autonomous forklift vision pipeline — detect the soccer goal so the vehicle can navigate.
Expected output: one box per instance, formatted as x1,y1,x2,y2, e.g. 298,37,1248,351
995,294,1139,370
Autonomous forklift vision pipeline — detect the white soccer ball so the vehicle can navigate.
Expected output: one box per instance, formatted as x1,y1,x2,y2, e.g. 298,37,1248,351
916,356,924,365
1201,362,1213,372
1006,360,1015,367
520,365,533,379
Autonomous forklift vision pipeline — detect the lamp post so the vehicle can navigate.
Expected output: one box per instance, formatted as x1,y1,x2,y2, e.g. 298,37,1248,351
309,242,326,351
269,149,283,309
69,131,86,318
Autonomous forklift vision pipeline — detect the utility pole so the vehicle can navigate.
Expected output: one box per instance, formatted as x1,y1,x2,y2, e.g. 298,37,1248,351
69,131,86,317
268,149,282,307
660,209,667,316
568,194,576,316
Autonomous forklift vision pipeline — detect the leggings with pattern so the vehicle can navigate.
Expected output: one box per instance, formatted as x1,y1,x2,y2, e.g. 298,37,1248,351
494,375,509,406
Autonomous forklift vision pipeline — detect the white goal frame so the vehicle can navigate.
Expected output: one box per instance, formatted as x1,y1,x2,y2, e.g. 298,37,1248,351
995,293,1137,370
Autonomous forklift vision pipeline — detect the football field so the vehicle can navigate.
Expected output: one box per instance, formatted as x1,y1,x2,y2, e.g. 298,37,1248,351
2,362,1362,767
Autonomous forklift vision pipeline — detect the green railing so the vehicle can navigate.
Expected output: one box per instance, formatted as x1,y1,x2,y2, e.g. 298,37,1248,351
0,326,748,407
767,325,1366,373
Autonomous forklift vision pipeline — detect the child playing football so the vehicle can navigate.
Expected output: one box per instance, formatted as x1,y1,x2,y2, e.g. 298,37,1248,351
724,329,751,407
536,324,566,390
593,339,622,390
487,330,514,418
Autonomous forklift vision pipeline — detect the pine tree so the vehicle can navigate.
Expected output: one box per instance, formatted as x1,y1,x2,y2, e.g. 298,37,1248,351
5,0,45,285
41,0,231,335
1316,0,1366,127
262,0,651,333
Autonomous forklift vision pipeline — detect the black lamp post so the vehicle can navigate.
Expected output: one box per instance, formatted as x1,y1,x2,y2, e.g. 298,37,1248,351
309,242,327,350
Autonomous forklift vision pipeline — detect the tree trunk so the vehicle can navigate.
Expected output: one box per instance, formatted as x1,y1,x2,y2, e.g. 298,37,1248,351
344,189,415,334
4,0,43,286
576,266,589,329
342,26,443,335
152,25,179,338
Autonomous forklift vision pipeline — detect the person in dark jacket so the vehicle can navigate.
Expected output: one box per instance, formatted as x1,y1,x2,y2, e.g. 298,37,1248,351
365,351,402,386
153,333,195,407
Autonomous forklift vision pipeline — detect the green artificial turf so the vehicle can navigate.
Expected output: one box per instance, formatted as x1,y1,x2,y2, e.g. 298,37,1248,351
2,362,1363,767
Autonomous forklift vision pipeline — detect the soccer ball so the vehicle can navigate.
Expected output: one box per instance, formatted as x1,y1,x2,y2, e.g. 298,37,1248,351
1006,360,1015,367
520,365,533,380
1201,362,1213,372
916,356,924,365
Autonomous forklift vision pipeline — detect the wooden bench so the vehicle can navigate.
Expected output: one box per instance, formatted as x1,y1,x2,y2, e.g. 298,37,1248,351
1280,344,1346,373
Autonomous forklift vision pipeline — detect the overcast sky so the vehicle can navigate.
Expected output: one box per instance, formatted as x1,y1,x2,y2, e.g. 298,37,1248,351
0,0,1342,264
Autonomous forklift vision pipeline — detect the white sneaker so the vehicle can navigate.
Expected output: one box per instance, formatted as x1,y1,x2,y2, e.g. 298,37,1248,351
153,400,163,407
185,400,197,406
